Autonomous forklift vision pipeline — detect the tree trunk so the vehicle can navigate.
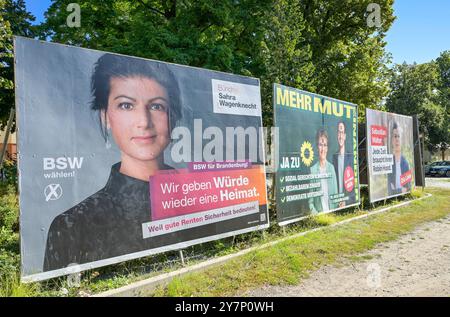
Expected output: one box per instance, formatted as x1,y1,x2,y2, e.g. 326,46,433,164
0,109,15,169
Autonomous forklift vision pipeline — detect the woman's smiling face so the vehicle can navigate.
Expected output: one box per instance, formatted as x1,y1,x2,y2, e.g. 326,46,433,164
318,135,328,163
105,76,170,164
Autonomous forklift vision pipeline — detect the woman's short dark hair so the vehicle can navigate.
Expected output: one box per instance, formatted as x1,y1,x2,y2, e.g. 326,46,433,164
91,53,182,141
316,128,328,145
392,121,398,131
391,120,403,136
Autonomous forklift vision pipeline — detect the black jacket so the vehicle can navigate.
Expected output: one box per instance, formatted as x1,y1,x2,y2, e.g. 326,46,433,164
332,152,356,205
387,155,411,196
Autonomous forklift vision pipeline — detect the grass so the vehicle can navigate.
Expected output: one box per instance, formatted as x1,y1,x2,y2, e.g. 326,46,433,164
0,274,39,297
147,187,450,297
0,183,41,297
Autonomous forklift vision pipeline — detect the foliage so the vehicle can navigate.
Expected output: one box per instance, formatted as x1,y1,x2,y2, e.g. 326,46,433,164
0,183,18,229
435,51,450,156
0,0,14,129
296,0,395,119
386,51,450,155
0,0,35,128
0,183,21,296
1,159,17,187
37,0,395,126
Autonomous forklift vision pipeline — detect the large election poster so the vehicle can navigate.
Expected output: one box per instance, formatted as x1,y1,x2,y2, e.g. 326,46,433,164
274,84,360,225
15,37,269,282
366,109,415,203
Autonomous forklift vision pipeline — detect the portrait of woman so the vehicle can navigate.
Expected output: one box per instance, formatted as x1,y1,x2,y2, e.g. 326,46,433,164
387,121,411,196
308,128,338,214
43,54,182,271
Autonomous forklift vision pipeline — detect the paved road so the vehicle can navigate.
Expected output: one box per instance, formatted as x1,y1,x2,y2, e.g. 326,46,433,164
425,177,450,189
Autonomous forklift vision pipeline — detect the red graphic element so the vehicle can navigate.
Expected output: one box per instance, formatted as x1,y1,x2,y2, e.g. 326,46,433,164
370,125,387,146
400,170,412,187
344,166,355,192
149,166,267,220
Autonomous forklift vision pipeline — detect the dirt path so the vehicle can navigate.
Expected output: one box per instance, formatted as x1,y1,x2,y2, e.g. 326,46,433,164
245,214,450,297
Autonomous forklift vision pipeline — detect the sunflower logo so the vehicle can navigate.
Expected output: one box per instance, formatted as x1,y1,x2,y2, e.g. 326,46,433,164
300,141,314,167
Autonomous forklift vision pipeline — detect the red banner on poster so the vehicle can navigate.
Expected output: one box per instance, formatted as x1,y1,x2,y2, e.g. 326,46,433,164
149,166,266,220
400,170,412,187
370,125,387,146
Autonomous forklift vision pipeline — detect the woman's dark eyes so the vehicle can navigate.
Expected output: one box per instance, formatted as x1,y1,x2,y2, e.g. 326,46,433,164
149,103,166,111
117,102,166,111
118,102,133,110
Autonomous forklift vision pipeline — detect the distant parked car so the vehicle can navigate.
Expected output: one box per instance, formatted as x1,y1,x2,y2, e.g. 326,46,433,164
424,161,442,175
426,161,450,177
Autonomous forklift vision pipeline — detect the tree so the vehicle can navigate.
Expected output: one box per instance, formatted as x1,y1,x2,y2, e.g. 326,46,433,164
39,0,271,71
386,53,450,159
295,0,395,118
39,0,395,127
0,0,14,129
435,50,450,159
255,0,314,127
39,0,311,126
0,0,35,128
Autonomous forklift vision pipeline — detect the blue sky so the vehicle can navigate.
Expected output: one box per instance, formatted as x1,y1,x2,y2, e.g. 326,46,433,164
24,0,450,65
385,0,450,64
23,0,50,24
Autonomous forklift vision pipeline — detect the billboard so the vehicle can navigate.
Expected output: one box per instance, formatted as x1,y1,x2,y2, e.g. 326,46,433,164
273,84,360,225
15,37,268,282
366,109,415,202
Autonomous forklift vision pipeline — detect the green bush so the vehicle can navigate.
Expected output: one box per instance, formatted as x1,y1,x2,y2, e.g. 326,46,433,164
0,184,19,231
1,159,18,189
0,183,22,297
